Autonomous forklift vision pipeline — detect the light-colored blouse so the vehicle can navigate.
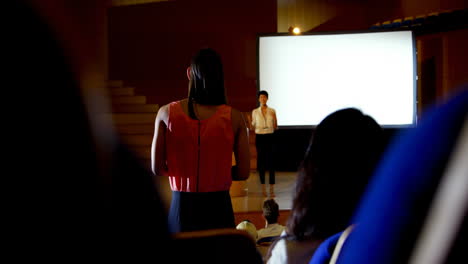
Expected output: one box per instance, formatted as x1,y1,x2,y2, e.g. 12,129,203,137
252,106,277,134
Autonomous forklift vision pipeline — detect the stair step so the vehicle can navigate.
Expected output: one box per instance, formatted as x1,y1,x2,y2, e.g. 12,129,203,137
110,87,135,96
110,113,156,125
108,80,124,88
111,96,146,105
121,134,153,146
116,124,154,134
112,104,159,113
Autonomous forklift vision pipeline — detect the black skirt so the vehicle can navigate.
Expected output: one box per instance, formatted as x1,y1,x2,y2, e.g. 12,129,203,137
168,190,235,232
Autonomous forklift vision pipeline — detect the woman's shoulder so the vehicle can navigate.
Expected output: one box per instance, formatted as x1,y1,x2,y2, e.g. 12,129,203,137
161,99,184,109
173,98,187,107
158,99,185,118
160,101,176,112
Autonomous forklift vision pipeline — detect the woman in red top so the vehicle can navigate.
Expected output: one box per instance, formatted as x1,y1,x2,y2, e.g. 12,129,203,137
151,48,250,232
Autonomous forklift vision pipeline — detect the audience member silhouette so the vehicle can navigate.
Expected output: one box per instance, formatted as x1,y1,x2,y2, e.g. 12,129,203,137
237,220,259,242
151,48,250,232
257,199,285,244
327,88,468,264
6,1,172,261
265,108,385,264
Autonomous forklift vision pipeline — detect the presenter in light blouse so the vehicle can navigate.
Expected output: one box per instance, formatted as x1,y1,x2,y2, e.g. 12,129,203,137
251,90,278,197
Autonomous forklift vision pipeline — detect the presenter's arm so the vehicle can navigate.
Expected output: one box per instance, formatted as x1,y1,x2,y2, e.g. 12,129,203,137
232,109,250,181
151,104,169,176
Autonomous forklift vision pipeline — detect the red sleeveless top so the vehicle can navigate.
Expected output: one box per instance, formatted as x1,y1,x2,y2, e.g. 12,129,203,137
166,101,234,192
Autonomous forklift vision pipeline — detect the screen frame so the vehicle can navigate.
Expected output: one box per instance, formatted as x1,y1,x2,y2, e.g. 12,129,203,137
256,29,418,129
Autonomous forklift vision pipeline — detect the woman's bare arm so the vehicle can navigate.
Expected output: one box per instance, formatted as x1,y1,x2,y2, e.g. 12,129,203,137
151,104,169,176
232,109,250,181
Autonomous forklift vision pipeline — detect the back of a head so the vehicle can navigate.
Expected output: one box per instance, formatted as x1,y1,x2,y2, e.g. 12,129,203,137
188,48,226,105
263,198,280,224
310,108,383,184
288,108,384,240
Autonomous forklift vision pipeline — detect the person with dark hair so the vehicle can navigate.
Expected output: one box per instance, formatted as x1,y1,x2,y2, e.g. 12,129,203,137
257,199,285,243
265,108,385,264
151,48,250,232
251,90,278,197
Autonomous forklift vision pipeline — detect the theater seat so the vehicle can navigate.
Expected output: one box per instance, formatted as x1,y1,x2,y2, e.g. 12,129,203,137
381,20,392,29
412,14,426,28
391,18,402,29
173,228,263,264
369,22,381,30
402,16,414,28
333,88,468,264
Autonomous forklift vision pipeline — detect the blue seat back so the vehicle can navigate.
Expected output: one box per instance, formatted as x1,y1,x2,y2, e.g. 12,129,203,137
336,88,468,264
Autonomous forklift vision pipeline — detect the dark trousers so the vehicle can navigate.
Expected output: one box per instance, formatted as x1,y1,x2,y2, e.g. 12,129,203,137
255,133,275,184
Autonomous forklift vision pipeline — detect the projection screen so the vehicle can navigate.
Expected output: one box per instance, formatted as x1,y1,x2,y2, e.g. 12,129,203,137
258,30,417,127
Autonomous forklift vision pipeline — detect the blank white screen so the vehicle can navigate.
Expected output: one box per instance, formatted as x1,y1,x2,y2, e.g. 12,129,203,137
259,30,416,127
